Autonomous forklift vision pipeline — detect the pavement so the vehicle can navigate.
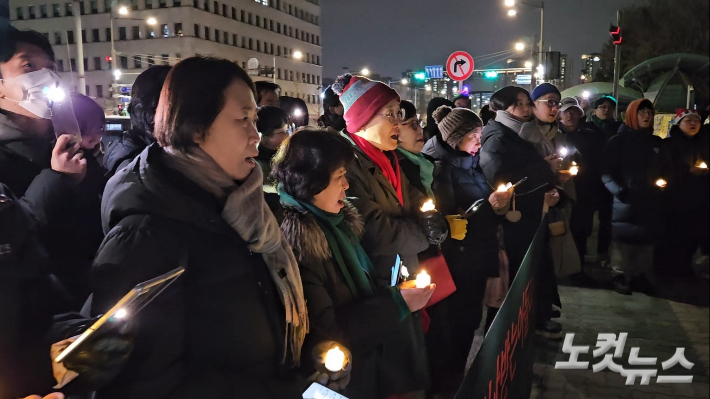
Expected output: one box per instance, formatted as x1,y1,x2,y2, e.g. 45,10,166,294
528,264,710,399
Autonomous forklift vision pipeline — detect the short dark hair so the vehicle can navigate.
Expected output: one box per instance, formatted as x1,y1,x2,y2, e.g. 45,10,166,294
272,128,354,202
453,94,471,104
594,96,617,109
0,28,55,63
128,65,171,138
254,81,281,104
279,96,309,127
490,86,532,113
480,104,496,125
257,106,290,136
154,57,255,152
400,100,417,122
322,86,341,109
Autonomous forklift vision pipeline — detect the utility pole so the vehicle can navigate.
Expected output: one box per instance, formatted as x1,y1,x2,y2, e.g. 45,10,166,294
72,1,86,95
612,10,621,119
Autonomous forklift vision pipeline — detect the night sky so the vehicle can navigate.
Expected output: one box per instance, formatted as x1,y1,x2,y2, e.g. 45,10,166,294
321,0,648,83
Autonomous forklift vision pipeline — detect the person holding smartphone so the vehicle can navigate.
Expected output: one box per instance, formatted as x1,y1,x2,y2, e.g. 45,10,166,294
89,57,310,398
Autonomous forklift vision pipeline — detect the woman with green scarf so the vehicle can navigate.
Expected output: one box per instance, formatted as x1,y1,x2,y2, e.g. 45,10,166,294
396,101,435,198
273,128,435,399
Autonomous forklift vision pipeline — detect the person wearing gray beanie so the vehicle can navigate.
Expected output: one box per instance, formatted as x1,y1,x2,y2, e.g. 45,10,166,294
432,105,484,154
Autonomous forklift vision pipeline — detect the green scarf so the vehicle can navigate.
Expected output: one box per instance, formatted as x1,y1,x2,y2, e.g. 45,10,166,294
279,189,374,298
591,114,608,129
397,148,435,198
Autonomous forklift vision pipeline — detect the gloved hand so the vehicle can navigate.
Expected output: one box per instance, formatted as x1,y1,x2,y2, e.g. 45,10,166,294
310,341,352,392
445,215,468,241
56,316,134,390
419,211,449,245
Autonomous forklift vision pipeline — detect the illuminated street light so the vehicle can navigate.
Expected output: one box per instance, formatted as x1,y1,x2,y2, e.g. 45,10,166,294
292,50,303,60
118,5,129,15
524,61,533,68
146,17,157,25
582,91,590,99
425,85,432,91
113,69,122,79
515,42,525,51
440,89,446,94
508,9,517,17
593,56,601,62
401,78,409,85
361,68,370,76
504,0,515,6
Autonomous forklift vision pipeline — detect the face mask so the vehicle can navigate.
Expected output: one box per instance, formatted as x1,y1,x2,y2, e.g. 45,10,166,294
0,69,62,119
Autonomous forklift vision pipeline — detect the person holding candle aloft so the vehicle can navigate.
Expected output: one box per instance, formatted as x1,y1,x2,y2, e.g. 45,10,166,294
423,105,512,386
479,86,565,337
274,128,436,399
602,99,672,295
331,73,449,396
655,109,709,281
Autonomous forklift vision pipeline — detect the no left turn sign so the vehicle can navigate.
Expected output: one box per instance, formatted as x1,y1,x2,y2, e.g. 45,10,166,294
447,51,474,81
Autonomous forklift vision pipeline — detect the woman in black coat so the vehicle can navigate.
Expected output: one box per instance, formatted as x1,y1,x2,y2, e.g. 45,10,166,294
479,86,562,334
331,73,449,395
426,106,512,381
85,57,311,398
656,110,708,280
602,99,670,295
274,128,434,399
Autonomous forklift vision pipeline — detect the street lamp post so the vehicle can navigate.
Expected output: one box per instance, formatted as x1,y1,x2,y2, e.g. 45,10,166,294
71,1,86,95
505,1,545,66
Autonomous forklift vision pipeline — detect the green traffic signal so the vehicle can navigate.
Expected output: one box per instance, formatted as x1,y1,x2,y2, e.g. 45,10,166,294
414,72,426,80
484,71,499,78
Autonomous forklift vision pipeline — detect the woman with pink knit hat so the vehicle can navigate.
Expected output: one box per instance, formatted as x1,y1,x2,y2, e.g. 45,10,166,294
331,73,451,397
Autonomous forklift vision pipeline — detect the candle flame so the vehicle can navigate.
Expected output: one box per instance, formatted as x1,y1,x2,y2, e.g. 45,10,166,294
656,178,667,188
496,182,513,192
559,147,569,157
699,162,708,169
569,165,579,176
324,346,346,372
420,199,436,212
415,270,431,288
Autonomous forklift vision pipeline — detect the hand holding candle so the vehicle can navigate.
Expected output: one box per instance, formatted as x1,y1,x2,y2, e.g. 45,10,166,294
497,182,513,193
312,341,352,391
415,270,431,288
569,162,580,176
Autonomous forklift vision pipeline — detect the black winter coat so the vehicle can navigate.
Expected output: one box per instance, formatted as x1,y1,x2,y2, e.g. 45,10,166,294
424,136,501,278
665,125,709,215
341,133,429,283
479,120,556,274
396,150,433,198
91,144,303,398
584,117,622,143
563,123,607,204
281,202,413,399
101,129,154,177
601,124,671,245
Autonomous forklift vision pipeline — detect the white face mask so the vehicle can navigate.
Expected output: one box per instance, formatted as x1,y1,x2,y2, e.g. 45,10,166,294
0,68,62,119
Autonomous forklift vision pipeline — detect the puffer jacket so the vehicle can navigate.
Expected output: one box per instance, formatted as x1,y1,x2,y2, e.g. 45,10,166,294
601,124,671,245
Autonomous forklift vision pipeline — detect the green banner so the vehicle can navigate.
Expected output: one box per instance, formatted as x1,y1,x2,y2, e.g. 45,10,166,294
455,222,549,399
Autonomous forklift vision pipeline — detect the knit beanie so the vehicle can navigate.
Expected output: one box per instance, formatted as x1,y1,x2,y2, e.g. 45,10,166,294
331,74,400,133
624,99,654,131
593,95,617,109
531,83,561,101
433,105,483,149
673,108,701,125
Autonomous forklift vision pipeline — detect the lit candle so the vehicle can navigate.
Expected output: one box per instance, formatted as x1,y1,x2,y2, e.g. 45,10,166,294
496,182,513,192
655,178,667,188
324,346,346,372
569,162,579,176
420,199,436,212
415,270,431,288
698,162,708,169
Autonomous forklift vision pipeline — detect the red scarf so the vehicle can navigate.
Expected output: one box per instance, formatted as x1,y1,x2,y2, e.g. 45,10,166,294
350,133,404,206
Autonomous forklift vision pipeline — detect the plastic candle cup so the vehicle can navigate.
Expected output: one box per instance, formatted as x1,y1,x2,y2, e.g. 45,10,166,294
324,346,345,372
420,199,436,212
415,270,431,288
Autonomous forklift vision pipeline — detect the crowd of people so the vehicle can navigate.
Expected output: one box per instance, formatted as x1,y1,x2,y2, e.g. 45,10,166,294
1,28,708,399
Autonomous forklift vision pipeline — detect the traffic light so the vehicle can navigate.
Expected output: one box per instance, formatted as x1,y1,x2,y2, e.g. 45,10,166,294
484,71,499,79
414,72,426,81
609,25,622,45
106,56,112,62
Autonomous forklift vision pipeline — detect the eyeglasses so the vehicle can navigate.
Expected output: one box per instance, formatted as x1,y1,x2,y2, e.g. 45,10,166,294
597,105,614,110
380,109,406,124
535,99,561,108
638,109,654,116
402,118,423,130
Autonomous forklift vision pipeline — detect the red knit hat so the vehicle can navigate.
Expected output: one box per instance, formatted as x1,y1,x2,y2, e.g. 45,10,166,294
331,74,400,133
